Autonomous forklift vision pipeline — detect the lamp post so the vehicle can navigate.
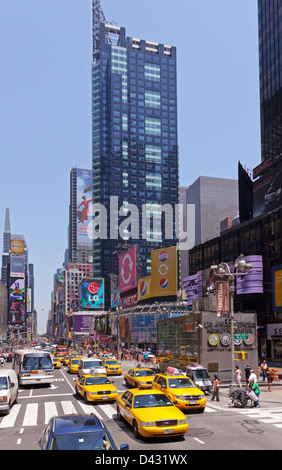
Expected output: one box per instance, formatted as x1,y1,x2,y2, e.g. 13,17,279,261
115,306,122,361
211,255,252,395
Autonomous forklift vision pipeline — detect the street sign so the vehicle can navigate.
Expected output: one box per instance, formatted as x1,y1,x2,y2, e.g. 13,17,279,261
234,334,249,340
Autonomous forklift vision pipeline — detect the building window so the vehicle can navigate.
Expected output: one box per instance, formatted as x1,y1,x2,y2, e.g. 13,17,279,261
145,144,162,163
145,90,161,109
145,117,161,136
145,63,161,82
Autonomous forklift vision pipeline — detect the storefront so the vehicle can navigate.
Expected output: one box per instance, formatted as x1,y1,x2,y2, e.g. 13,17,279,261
267,323,282,360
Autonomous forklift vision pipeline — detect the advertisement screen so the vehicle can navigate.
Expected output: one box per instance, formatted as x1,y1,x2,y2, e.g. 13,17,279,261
76,169,93,250
10,240,24,254
151,246,178,297
119,246,137,293
9,301,25,325
253,162,282,217
74,315,93,334
183,271,203,306
236,255,263,295
111,289,121,309
79,278,104,309
137,276,152,301
271,264,282,313
10,278,25,301
10,255,25,278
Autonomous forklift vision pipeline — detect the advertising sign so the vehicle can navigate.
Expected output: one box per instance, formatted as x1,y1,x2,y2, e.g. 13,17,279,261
119,246,137,293
111,289,121,309
74,314,93,334
151,246,178,297
10,255,25,278
216,281,230,313
121,292,138,309
137,276,152,301
9,301,25,325
76,169,93,250
236,255,263,295
183,271,203,306
57,268,65,282
253,161,282,217
10,278,25,301
271,264,282,313
10,240,24,254
79,278,104,309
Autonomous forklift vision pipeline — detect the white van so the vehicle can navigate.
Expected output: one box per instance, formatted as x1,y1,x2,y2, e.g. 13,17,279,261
77,356,106,377
0,369,18,414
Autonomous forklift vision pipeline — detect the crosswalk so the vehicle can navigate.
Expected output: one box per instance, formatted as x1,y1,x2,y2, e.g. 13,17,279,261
1,399,282,431
0,399,117,429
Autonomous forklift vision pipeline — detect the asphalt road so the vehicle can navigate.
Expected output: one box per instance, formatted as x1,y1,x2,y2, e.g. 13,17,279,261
0,359,281,452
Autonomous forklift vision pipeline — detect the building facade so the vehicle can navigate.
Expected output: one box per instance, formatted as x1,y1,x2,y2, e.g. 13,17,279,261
91,0,179,305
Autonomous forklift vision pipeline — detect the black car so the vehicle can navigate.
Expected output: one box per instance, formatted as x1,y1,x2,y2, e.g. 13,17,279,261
38,413,129,450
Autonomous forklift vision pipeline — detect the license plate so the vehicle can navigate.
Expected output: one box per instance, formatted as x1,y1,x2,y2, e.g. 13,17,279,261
189,400,196,405
164,429,173,434
31,371,38,374
102,396,108,400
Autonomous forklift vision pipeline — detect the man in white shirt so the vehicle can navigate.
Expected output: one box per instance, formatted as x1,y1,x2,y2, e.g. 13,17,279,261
248,369,257,385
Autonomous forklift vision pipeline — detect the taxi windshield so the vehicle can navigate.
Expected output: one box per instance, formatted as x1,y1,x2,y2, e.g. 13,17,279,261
168,377,195,388
105,360,118,365
135,370,155,377
70,360,80,365
85,377,111,386
133,394,173,409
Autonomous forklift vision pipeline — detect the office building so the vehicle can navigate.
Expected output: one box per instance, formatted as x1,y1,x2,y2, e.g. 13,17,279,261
91,0,179,304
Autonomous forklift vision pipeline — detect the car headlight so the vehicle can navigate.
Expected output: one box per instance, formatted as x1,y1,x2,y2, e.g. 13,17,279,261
175,395,183,399
138,421,155,427
178,419,188,425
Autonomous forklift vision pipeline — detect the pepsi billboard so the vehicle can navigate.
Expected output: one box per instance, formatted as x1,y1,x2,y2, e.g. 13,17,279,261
137,277,152,301
151,246,178,297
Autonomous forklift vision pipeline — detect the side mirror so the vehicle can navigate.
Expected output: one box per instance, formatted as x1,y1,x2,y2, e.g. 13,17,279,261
120,444,129,450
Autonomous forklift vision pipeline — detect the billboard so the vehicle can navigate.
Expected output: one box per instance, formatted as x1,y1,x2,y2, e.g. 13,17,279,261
151,246,178,297
271,264,282,313
76,169,93,250
9,301,25,325
10,240,24,254
57,268,65,282
138,276,152,301
111,289,121,309
236,255,263,295
10,278,25,301
119,246,137,294
74,314,93,334
183,271,203,306
79,278,104,309
121,292,138,309
10,255,25,278
253,161,282,217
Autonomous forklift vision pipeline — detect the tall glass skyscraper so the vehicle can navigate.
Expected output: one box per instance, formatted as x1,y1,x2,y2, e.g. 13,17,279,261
258,0,282,164
91,0,179,303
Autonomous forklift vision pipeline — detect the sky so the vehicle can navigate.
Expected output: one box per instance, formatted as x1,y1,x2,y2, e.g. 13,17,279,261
0,0,261,334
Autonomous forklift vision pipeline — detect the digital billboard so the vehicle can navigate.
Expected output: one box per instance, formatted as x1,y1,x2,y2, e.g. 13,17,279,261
236,255,263,295
253,161,282,217
111,289,121,309
79,278,104,309
76,169,93,250
9,301,25,325
10,278,25,301
10,255,25,278
271,264,282,313
183,271,203,306
151,246,178,297
119,246,137,294
10,240,24,254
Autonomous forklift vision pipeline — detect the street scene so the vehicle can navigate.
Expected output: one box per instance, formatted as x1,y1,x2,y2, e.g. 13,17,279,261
0,0,282,454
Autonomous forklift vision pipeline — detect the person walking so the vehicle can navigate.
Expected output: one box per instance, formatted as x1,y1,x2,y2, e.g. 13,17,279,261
244,364,251,385
266,367,274,392
251,382,261,407
260,360,268,382
211,375,220,402
235,366,242,388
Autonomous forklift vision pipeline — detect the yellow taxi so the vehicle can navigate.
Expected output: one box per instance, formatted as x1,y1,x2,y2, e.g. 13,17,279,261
52,357,61,369
124,367,155,389
152,369,206,413
75,374,118,403
116,389,189,439
62,356,72,366
67,357,82,374
56,354,66,363
103,359,122,376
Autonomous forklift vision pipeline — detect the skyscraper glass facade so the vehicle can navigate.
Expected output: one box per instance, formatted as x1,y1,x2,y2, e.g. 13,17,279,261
91,1,179,304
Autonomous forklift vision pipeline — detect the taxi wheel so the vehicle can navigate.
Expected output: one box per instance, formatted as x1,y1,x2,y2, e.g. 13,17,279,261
84,393,89,404
117,406,122,421
132,420,140,439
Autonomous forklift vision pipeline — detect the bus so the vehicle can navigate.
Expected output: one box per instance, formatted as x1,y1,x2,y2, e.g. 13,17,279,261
56,346,68,356
12,349,54,386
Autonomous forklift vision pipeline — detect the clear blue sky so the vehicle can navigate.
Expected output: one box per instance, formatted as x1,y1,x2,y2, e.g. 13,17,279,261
0,0,261,334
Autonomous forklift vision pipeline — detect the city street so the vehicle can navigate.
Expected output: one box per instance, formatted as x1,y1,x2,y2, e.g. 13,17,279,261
0,360,281,451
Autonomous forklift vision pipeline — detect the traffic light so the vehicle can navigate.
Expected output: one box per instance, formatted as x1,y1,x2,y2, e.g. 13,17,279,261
234,351,246,361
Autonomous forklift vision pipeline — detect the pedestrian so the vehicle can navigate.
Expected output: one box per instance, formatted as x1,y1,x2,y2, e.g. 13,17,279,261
266,367,274,392
244,364,251,385
0,356,4,368
251,382,261,407
248,369,257,386
260,360,268,382
211,374,220,402
235,366,242,388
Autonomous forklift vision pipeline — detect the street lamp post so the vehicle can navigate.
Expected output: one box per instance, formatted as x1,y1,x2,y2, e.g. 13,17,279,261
211,255,252,395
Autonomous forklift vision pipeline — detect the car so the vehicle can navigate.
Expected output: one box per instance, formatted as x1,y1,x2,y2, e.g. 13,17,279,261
0,369,18,415
56,354,66,363
152,370,206,412
62,356,72,366
52,357,61,369
38,413,129,450
124,367,156,389
77,356,106,377
103,359,122,376
116,389,189,439
75,374,118,403
67,357,82,374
